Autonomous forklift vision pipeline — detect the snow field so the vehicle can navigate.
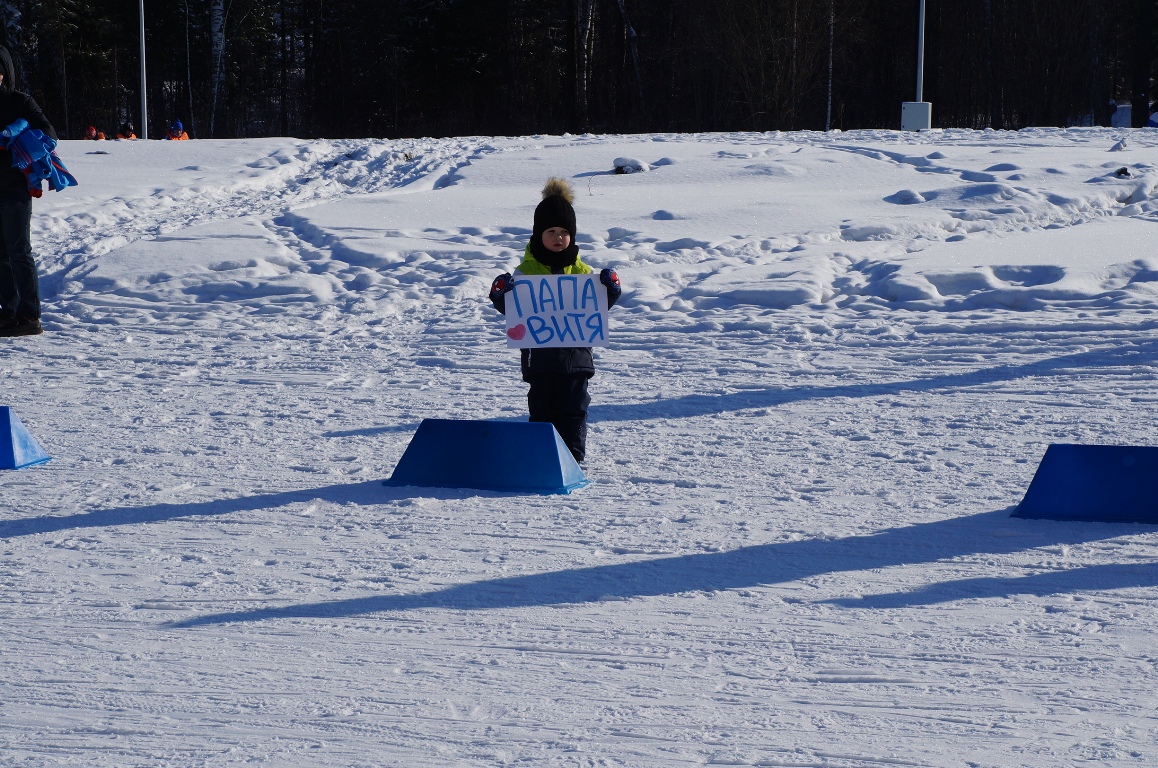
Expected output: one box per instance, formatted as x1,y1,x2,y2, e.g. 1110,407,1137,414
1,127,1157,766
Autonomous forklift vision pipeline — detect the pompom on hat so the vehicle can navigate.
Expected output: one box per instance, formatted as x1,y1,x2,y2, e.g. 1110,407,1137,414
533,177,576,239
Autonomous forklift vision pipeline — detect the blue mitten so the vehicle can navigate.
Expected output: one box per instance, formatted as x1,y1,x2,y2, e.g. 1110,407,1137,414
489,272,514,313
600,268,621,306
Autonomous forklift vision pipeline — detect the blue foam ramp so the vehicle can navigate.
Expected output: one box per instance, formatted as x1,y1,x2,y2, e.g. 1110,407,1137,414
0,406,51,470
1012,443,1158,523
386,419,588,494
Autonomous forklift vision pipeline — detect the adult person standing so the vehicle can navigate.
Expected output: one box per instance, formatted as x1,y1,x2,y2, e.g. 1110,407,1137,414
0,45,56,337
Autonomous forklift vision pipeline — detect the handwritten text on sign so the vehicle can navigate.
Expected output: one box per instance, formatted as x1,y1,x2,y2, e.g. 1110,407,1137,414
505,273,609,348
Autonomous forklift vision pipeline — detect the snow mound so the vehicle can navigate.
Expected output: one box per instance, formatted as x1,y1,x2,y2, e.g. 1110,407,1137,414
613,157,650,173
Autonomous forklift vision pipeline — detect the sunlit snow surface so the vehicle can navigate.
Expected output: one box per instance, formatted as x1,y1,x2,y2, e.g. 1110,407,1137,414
3,128,1158,766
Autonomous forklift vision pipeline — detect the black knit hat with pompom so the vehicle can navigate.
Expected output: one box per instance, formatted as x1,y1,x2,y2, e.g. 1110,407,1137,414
533,177,577,239
529,177,579,269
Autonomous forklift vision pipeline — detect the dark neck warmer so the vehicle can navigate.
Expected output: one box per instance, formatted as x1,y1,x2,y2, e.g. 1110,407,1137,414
529,238,580,271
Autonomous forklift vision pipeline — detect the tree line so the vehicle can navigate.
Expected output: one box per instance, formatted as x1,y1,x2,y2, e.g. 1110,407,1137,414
0,0,1153,140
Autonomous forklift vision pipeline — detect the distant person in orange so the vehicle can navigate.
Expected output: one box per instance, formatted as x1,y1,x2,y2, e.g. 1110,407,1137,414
116,122,136,140
165,120,188,140
83,125,106,140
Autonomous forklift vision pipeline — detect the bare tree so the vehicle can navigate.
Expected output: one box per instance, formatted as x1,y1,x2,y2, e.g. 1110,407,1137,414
716,0,830,130
209,0,226,136
1131,0,1155,126
575,0,596,129
183,0,196,137
615,0,644,115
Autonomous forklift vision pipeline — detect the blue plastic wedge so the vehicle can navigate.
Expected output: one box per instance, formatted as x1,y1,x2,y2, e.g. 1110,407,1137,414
1012,443,1158,523
386,419,588,494
0,406,51,470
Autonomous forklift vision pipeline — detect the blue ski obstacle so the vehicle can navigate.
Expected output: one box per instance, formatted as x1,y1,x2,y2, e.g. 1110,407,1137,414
0,406,51,470
386,419,589,494
1012,443,1158,523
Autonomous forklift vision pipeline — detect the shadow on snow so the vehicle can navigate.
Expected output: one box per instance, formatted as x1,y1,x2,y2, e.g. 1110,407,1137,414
168,508,1156,628
590,340,1158,423
0,480,477,539
825,561,1158,609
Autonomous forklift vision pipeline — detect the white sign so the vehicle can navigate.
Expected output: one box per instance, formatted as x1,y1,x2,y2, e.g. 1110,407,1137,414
505,273,609,348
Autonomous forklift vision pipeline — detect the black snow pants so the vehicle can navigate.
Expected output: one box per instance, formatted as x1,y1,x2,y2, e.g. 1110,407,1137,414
0,191,38,320
527,373,591,463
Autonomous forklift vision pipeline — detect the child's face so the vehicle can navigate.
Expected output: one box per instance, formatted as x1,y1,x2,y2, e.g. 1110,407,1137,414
541,227,571,252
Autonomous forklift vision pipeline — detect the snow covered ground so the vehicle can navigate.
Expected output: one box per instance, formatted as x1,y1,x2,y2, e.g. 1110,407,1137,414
2,126,1158,767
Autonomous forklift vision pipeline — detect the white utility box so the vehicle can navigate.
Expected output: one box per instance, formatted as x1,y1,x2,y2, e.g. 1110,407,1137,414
901,101,932,131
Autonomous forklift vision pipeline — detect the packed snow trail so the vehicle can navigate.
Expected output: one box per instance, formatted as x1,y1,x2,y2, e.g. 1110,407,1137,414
36,137,498,303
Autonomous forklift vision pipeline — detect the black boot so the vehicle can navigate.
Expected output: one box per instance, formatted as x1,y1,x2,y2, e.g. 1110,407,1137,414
0,315,43,336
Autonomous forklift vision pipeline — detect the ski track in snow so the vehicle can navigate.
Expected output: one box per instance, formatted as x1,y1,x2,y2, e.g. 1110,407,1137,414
1,127,1158,767
35,136,496,302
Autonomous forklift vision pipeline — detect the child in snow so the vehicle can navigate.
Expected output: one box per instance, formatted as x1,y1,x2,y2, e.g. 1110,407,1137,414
489,177,621,463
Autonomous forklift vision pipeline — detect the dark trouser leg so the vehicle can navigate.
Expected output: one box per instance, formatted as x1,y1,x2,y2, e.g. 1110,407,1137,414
527,374,591,462
556,413,588,463
526,377,554,425
555,374,590,462
0,193,37,319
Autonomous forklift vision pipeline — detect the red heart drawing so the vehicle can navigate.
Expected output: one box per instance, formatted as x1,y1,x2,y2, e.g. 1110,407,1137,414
507,324,526,340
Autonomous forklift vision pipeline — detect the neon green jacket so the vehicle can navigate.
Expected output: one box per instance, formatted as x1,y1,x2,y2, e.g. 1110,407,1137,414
515,244,592,275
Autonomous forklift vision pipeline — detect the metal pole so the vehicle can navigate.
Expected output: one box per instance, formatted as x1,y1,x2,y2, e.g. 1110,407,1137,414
915,0,926,102
825,0,833,131
139,0,148,139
